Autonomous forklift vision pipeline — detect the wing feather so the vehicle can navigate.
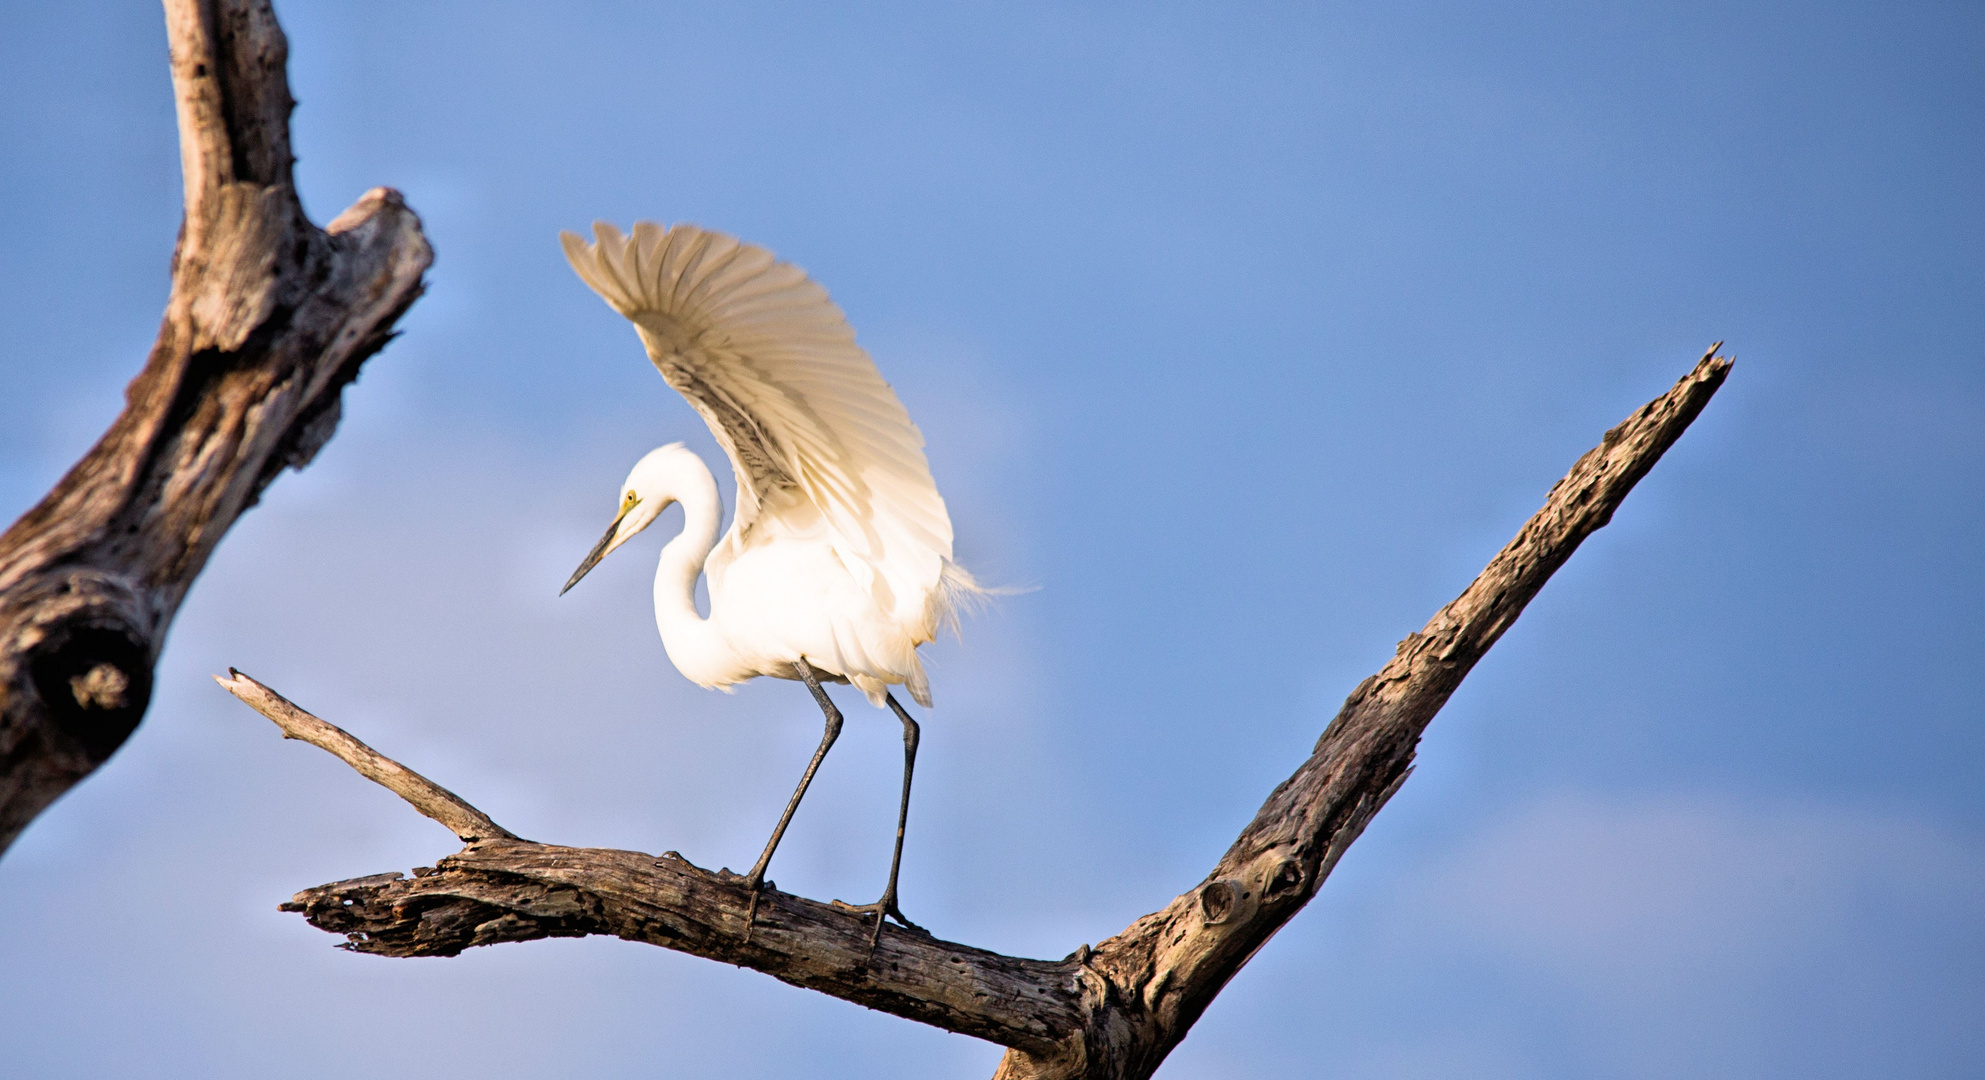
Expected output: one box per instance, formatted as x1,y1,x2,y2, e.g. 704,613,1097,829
561,220,956,632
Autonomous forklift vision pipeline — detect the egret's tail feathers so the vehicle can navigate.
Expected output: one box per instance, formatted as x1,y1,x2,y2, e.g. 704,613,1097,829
932,559,1033,639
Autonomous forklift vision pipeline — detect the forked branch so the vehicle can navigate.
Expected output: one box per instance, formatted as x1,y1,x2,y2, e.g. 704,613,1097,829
238,351,1729,1080
0,0,431,852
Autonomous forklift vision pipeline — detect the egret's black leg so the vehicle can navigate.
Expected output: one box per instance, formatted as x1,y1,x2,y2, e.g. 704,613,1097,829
831,691,923,952
877,693,923,927
741,661,842,935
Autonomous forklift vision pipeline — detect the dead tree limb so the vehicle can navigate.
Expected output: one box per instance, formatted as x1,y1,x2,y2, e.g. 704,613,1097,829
219,670,514,843
240,350,1729,1079
0,0,431,852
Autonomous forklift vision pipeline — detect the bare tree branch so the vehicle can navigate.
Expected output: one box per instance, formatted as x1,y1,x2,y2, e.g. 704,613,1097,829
0,0,430,853
256,350,1729,1079
287,839,1087,1056
998,347,1733,1080
217,670,515,843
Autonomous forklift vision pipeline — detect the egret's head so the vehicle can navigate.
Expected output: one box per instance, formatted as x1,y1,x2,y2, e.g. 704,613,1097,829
560,443,690,595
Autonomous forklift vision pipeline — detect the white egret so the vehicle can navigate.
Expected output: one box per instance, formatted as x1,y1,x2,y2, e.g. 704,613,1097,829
558,221,980,941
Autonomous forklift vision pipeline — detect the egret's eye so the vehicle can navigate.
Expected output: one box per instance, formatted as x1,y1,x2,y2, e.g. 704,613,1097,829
622,491,639,508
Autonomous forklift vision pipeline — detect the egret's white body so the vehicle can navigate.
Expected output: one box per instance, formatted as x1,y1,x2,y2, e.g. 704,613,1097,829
560,221,977,709
558,220,978,935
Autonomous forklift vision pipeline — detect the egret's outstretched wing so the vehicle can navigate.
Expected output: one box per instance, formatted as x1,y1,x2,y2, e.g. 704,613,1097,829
562,221,955,630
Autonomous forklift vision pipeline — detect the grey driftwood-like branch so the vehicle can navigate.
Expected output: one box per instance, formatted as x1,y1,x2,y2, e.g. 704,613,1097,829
230,351,1729,1080
0,0,430,852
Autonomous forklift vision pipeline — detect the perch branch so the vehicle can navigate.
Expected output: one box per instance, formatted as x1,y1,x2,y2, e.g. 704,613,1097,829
284,838,1084,1055
0,0,430,853
263,350,1730,1080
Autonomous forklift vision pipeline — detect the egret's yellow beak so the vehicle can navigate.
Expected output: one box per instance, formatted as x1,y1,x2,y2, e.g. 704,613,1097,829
561,502,633,596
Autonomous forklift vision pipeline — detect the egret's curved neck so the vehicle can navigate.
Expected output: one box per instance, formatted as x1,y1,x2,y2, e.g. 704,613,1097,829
653,453,726,672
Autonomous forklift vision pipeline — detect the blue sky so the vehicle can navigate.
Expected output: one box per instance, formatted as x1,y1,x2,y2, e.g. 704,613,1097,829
1,1,1980,1077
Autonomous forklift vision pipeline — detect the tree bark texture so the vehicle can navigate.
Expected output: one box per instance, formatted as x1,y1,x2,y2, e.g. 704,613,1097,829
0,0,431,852
242,353,1729,1080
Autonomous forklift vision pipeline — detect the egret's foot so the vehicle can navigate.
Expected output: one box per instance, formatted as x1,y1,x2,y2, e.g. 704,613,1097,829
831,892,922,953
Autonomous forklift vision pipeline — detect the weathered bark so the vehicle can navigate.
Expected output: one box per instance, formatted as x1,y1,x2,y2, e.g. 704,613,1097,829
0,0,430,852
221,668,1084,1056
242,351,1729,1079
997,350,1731,1079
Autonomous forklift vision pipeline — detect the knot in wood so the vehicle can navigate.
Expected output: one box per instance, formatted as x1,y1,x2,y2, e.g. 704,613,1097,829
1196,879,1244,926
1263,857,1304,901
23,616,153,763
